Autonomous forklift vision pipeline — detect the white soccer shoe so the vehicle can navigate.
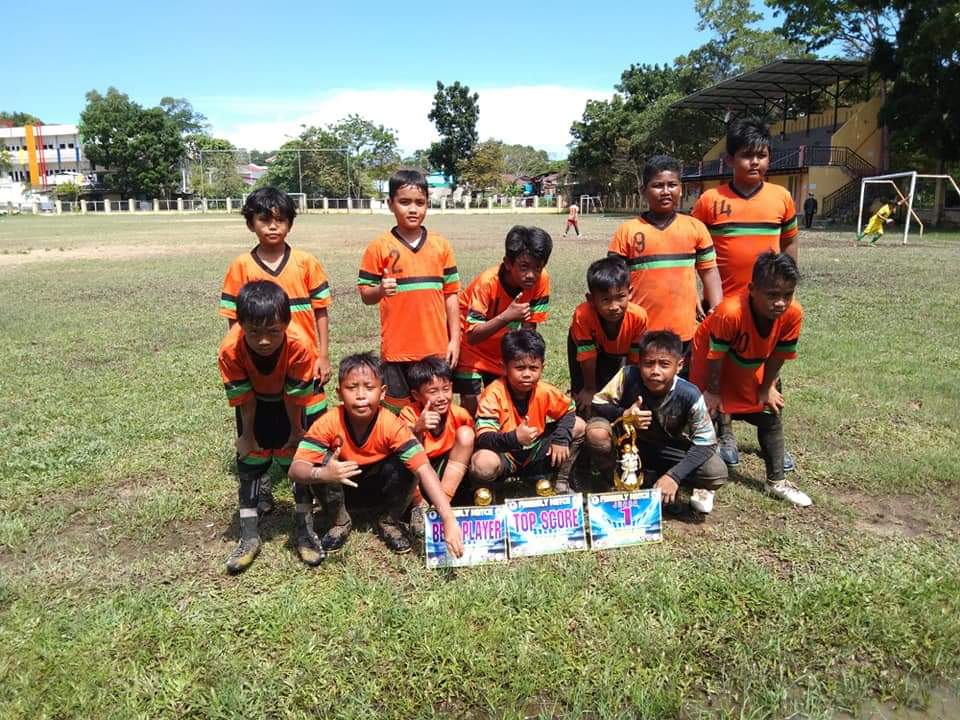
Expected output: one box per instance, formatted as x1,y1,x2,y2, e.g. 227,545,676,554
767,480,812,507
690,488,715,514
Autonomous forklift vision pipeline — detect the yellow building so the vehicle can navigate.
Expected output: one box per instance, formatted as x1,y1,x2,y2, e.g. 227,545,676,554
674,59,881,222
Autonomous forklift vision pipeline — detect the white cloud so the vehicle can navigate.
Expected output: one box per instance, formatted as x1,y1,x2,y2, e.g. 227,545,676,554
204,85,611,158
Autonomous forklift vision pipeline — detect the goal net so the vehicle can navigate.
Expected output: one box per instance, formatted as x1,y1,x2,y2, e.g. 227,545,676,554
858,171,960,244
580,195,604,215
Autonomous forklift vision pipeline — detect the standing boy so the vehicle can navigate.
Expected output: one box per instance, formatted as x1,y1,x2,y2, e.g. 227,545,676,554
689,252,811,507
564,201,581,238
568,256,648,417
217,281,323,573
455,226,552,415
608,155,722,356
691,120,799,470
587,331,727,513
357,169,460,413
471,330,586,502
289,353,464,557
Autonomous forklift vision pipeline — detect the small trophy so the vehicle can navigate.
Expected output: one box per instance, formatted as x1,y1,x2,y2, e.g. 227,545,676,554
474,486,494,506
611,414,643,492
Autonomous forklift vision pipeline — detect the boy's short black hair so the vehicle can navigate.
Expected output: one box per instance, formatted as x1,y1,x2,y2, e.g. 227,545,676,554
504,225,553,264
726,117,771,157
637,330,684,360
586,256,630,295
501,328,546,365
236,280,291,326
338,352,383,384
241,187,297,226
751,251,800,288
642,155,682,186
407,356,453,392
389,169,429,199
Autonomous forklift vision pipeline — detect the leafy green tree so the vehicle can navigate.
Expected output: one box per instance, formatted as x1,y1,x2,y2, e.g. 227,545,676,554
79,88,184,198
329,115,400,195
460,140,505,191
0,111,41,126
401,148,435,173
159,97,209,136
191,136,246,197
247,149,273,165
428,81,479,187
765,0,901,56
501,144,550,178
54,182,81,202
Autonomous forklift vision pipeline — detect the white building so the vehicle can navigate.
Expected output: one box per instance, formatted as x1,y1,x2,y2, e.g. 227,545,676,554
1,124,96,205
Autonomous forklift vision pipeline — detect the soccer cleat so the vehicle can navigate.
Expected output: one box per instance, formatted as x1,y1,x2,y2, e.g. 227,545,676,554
321,519,353,553
377,517,412,554
296,527,326,567
767,480,812,507
718,433,740,467
226,536,261,575
783,450,796,473
690,488,715,514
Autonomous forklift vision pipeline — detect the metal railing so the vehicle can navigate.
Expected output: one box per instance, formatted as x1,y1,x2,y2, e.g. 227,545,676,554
682,145,875,180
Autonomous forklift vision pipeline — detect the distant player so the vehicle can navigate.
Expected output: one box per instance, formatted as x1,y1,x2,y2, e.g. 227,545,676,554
357,169,461,413
857,198,904,245
563,201,581,238
803,192,818,229
691,118,799,471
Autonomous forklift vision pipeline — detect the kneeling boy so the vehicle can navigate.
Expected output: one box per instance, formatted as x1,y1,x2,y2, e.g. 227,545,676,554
289,353,464,557
689,252,811,507
568,256,648,416
399,357,476,524
587,331,727,513
217,280,321,573
471,329,585,501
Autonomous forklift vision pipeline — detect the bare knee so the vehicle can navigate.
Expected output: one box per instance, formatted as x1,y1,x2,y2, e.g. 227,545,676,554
455,425,476,449
470,450,500,483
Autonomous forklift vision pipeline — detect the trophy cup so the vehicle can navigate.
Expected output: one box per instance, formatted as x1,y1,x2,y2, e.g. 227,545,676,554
611,414,643,492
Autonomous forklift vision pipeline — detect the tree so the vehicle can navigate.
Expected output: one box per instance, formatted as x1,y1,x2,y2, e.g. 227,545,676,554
501,144,550,178
428,81,479,187
401,148,435,173
329,114,400,195
460,140,505,191
159,97,209,136
0,111,41,126
765,0,901,57
191,135,245,197
248,149,273,165
79,88,185,198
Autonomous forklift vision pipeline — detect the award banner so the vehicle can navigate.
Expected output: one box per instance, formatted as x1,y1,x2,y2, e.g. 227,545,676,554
586,489,662,550
424,505,509,568
505,493,588,558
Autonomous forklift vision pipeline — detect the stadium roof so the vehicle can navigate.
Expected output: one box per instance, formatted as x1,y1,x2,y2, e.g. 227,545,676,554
672,59,868,114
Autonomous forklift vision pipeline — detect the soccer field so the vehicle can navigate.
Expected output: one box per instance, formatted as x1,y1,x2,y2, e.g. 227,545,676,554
1,212,959,719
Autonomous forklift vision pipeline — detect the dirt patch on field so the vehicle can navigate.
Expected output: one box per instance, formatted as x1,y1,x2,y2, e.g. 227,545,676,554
0,243,232,267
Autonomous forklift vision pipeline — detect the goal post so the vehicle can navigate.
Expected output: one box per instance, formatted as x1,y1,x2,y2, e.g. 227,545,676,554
859,171,960,244
579,195,604,215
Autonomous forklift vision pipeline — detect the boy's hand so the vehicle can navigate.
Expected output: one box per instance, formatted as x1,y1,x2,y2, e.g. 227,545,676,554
381,267,398,298
703,391,722,417
623,399,652,429
654,474,679,504
759,385,785,415
235,433,261,459
415,398,442,435
695,298,706,322
317,447,361,487
446,338,460,370
443,517,464,558
549,443,570,467
315,355,332,385
575,389,595,417
502,293,531,323
516,415,539,446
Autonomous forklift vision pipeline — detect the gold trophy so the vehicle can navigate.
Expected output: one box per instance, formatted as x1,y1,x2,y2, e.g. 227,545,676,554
611,414,643,492
534,478,555,497
474,486,493,506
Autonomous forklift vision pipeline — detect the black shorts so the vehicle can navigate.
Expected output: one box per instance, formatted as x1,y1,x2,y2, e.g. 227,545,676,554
567,333,625,394
492,437,553,480
381,361,415,401
235,397,325,476
452,369,500,397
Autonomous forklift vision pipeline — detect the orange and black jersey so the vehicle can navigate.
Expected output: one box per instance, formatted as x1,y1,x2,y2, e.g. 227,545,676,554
294,406,428,471
475,379,576,452
607,212,716,341
689,291,803,415
569,301,648,365
357,227,459,362
219,244,331,348
218,323,316,407
691,182,798,297
399,402,474,459
457,264,551,375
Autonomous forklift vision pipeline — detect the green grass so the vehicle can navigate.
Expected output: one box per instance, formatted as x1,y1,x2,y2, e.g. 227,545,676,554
1,213,959,719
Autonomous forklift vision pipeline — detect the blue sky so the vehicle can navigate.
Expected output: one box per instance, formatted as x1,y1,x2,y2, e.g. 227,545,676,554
6,1,770,156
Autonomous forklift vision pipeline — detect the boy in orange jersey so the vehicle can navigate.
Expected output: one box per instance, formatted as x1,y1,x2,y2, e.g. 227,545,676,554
357,169,460,414
568,256,648,417
455,226,552,415
471,330,586,501
689,252,811,507
608,155,722,361
289,353,464,557
219,188,332,509
690,120,800,471
399,357,476,534
217,281,323,573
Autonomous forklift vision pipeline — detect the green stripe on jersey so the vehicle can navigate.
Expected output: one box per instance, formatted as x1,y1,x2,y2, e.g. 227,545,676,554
443,272,460,284
530,300,549,311
220,298,237,311
290,303,312,312
395,281,443,293
298,439,328,454
729,352,763,369
399,444,423,462
709,339,730,353
306,399,328,415
576,342,597,353
696,250,717,263
311,287,331,300
225,382,252,399
776,341,798,353
710,225,781,237
635,258,695,270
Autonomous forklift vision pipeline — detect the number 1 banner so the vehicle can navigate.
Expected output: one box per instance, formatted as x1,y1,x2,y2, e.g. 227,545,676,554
587,489,662,550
